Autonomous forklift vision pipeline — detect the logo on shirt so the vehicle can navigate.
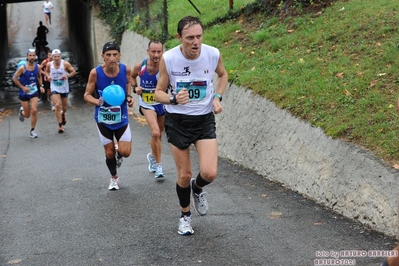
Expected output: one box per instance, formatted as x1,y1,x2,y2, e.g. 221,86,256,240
171,66,191,76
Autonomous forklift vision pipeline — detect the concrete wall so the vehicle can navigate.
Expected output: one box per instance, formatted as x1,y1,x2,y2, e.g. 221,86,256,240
66,0,93,79
115,31,399,238
217,86,399,237
0,4,9,83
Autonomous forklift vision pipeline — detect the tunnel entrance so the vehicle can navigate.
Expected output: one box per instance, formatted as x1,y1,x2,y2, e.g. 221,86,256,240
0,0,94,106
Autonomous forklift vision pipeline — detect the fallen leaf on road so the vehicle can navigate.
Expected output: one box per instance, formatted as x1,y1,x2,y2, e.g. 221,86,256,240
269,212,283,219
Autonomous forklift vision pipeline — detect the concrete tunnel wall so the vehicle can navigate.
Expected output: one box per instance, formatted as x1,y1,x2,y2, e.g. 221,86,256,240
66,0,93,79
0,4,9,81
0,1,94,84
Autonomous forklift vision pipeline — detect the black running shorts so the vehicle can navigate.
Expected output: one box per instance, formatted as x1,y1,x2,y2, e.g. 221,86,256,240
165,112,216,150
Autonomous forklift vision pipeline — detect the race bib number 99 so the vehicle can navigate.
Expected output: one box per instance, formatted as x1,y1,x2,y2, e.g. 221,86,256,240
98,106,122,124
176,80,207,101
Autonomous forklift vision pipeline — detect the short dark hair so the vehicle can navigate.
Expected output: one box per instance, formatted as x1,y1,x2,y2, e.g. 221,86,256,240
102,41,120,54
148,40,163,48
177,16,203,36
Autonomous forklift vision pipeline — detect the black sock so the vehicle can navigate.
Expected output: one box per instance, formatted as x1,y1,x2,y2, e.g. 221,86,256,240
176,183,191,209
58,123,62,127
192,180,202,194
106,156,117,176
381,259,389,266
181,211,191,218
30,128,34,132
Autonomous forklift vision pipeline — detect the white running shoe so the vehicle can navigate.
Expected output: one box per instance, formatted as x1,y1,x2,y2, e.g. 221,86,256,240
19,107,24,122
147,153,157,173
154,164,164,178
178,215,194,235
108,176,120,190
191,178,208,216
30,131,38,139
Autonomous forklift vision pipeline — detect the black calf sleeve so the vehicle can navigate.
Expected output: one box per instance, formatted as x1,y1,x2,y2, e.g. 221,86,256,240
196,173,211,188
106,156,117,176
176,183,191,208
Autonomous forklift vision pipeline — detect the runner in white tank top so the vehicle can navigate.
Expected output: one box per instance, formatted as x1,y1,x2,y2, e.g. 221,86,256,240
45,49,76,133
154,16,228,236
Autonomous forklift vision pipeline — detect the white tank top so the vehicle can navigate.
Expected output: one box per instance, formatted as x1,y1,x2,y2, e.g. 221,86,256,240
43,1,53,13
50,60,69,93
164,44,220,115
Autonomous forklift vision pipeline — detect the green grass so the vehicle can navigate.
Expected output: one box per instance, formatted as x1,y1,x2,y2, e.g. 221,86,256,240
151,0,399,164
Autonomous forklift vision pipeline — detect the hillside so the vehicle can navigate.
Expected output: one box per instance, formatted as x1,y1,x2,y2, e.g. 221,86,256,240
198,0,399,168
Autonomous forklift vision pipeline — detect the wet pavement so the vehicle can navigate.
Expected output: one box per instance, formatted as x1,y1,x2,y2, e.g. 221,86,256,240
0,1,398,266
1,0,85,108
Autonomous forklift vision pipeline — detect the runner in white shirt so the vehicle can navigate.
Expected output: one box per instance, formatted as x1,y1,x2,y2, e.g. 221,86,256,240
154,16,228,236
42,0,54,26
45,49,76,133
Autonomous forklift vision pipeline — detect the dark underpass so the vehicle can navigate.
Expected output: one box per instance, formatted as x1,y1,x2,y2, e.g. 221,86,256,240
0,0,94,85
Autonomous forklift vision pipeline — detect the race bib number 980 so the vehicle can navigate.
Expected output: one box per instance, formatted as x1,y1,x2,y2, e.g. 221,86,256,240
98,106,122,124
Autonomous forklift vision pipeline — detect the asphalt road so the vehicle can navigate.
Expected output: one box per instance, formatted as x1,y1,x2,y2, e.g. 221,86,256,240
1,1,398,266
0,98,397,266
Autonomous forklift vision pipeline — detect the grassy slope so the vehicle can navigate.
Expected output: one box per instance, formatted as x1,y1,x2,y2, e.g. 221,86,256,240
165,0,399,166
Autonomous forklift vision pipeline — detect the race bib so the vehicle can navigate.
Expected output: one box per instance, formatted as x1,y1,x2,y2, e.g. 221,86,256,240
26,83,38,95
98,106,122,124
176,80,207,101
141,88,156,105
53,79,65,87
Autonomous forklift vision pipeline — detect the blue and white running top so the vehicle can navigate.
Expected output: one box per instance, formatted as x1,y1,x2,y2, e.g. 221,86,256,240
138,59,163,109
94,63,129,130
18,64,39,98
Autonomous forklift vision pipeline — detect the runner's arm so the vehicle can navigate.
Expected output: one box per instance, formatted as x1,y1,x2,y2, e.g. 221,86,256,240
12,67,28,93
125,65,134,107
214,53,228,97
64,62,76,79
84,68,102,106
130,61,142,95
154,57,171,104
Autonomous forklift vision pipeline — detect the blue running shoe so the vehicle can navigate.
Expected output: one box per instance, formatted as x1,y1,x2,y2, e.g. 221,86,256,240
155,164,164,178
147,153,156,173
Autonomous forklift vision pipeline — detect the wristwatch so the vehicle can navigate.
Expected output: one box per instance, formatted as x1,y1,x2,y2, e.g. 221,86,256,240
214,93,222,102
169,94,178,105
132,84,138,93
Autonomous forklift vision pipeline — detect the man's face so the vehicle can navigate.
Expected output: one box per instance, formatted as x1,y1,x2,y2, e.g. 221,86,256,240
102,50,120,68
47,52,52,60
147,43,163,64
27,52,36,63
178,24,203,60
52,54,61,63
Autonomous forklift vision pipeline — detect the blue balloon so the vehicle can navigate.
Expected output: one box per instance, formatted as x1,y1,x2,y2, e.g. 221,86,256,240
102,84,125,106
17,60,26,69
